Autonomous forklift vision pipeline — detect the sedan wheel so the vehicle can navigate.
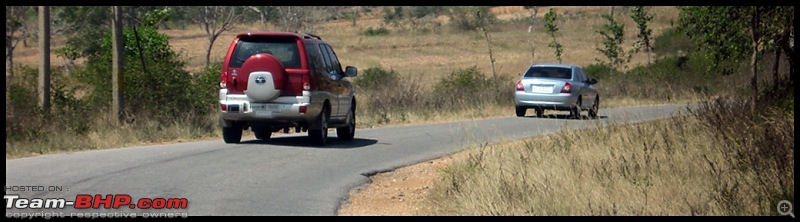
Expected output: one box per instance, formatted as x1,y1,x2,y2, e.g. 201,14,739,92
588,97,599,119
515,106,526,117
571,99,582,119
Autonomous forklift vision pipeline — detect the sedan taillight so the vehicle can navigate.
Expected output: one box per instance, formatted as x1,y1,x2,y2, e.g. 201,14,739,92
515,80,524,91
560,82,572,93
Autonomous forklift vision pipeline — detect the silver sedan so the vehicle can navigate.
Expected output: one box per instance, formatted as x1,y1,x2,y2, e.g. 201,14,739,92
514,64,599,118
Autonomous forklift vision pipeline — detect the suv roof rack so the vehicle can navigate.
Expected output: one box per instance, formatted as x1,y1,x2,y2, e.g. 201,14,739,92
304,33,322,40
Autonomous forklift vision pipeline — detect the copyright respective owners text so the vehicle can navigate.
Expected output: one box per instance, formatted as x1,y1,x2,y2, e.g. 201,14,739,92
6,185,189,219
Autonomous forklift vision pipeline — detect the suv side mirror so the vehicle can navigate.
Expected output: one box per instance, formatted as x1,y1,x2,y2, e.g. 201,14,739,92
345,66,358,77
589,79,598,85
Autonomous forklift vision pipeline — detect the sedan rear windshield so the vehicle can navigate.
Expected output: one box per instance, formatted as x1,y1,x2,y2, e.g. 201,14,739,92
229,37,300,68
523,66,572,79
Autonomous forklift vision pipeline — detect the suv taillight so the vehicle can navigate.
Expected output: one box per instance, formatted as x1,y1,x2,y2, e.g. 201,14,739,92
220,71,228,89
515,80,524,91
560,82,572,93
302,74,311,91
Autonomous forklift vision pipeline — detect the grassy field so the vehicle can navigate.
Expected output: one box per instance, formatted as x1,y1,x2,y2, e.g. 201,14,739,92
13,6,680,84
7,6,698,159
422,94,793,215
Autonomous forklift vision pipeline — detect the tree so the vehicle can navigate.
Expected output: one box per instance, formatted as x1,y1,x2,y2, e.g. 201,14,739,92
6,6,33,79
476,9,497,81
630,6,654,65
275,6,330,33
524,6,540,64
446,6,495,31
543,8,563,64
381,6,444,32
56,6,112,59
190,6,243,70
111,6,124,124
39,6,51,113
352,6,358,27
680,6,794,108
595,13,628,70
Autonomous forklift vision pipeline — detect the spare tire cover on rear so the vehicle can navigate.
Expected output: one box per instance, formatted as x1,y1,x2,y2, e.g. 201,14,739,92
241,53,286,102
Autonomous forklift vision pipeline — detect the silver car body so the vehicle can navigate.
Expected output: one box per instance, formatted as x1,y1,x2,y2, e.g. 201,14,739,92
514,64,599,112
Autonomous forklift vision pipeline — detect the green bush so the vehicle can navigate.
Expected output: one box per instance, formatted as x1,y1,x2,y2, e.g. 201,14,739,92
354,67,400,91
73,25,201,120
189,61,224,114
362,26,390,36
433,66,512,108
583,63,619,80
652,27,693,58
6,65,90,141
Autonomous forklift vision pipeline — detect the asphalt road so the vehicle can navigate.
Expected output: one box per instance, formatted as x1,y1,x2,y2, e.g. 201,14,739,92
6,104,690,216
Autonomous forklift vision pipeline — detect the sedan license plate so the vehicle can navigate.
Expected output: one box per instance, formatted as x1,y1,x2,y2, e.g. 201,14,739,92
530,85,552,93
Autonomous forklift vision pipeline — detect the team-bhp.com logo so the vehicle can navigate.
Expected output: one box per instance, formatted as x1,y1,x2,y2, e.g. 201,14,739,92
5,194,188,210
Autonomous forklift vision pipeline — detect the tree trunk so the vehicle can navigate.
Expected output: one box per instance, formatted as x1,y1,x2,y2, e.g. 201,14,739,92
205,35,218,70
779,32,794,87
352,6,358,27
112,6,125,125
481,26,496,81
6,36,13,113
749,7,760,111
610,6,615,18
6,36,14,79
529,41,535,64
39,6,51,113
772,46,781,92
528,7,538,33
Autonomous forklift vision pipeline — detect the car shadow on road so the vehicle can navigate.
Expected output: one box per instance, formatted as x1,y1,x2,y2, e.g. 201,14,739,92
520,114,609,120
238,136,378,149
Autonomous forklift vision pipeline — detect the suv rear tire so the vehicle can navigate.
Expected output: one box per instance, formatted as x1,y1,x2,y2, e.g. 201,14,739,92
222,126,243,144
309,107,329,146
254,129,271,141
337,108,356,141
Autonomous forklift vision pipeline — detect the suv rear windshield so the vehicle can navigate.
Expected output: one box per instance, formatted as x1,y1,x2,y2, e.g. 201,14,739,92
229,37,300,68
523,66,572,79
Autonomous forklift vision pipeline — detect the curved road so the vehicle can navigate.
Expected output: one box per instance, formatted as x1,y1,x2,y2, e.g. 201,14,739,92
6,104,690,216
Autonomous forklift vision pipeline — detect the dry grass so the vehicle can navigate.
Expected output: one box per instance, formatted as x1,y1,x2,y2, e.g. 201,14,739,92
7,6,688,158
421,96,793,216
6,112,221,159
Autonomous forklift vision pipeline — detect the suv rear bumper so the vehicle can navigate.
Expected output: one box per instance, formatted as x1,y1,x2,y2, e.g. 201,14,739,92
218,89,321,127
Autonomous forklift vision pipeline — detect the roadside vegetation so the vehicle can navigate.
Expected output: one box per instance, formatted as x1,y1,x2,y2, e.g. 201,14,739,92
422,6,794,216
6,6,784,188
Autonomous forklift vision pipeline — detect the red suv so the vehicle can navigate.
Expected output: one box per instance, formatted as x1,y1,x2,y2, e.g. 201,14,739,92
218,32,358,146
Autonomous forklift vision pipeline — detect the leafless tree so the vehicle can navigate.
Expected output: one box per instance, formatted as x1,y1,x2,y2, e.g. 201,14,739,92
276,6,331,34
191,6,243,70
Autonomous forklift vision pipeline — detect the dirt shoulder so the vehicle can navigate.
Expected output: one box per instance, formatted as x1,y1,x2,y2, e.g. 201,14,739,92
337,155,462,216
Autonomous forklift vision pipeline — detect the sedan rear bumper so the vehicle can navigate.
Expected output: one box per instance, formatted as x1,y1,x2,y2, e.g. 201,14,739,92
514,91,579,110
